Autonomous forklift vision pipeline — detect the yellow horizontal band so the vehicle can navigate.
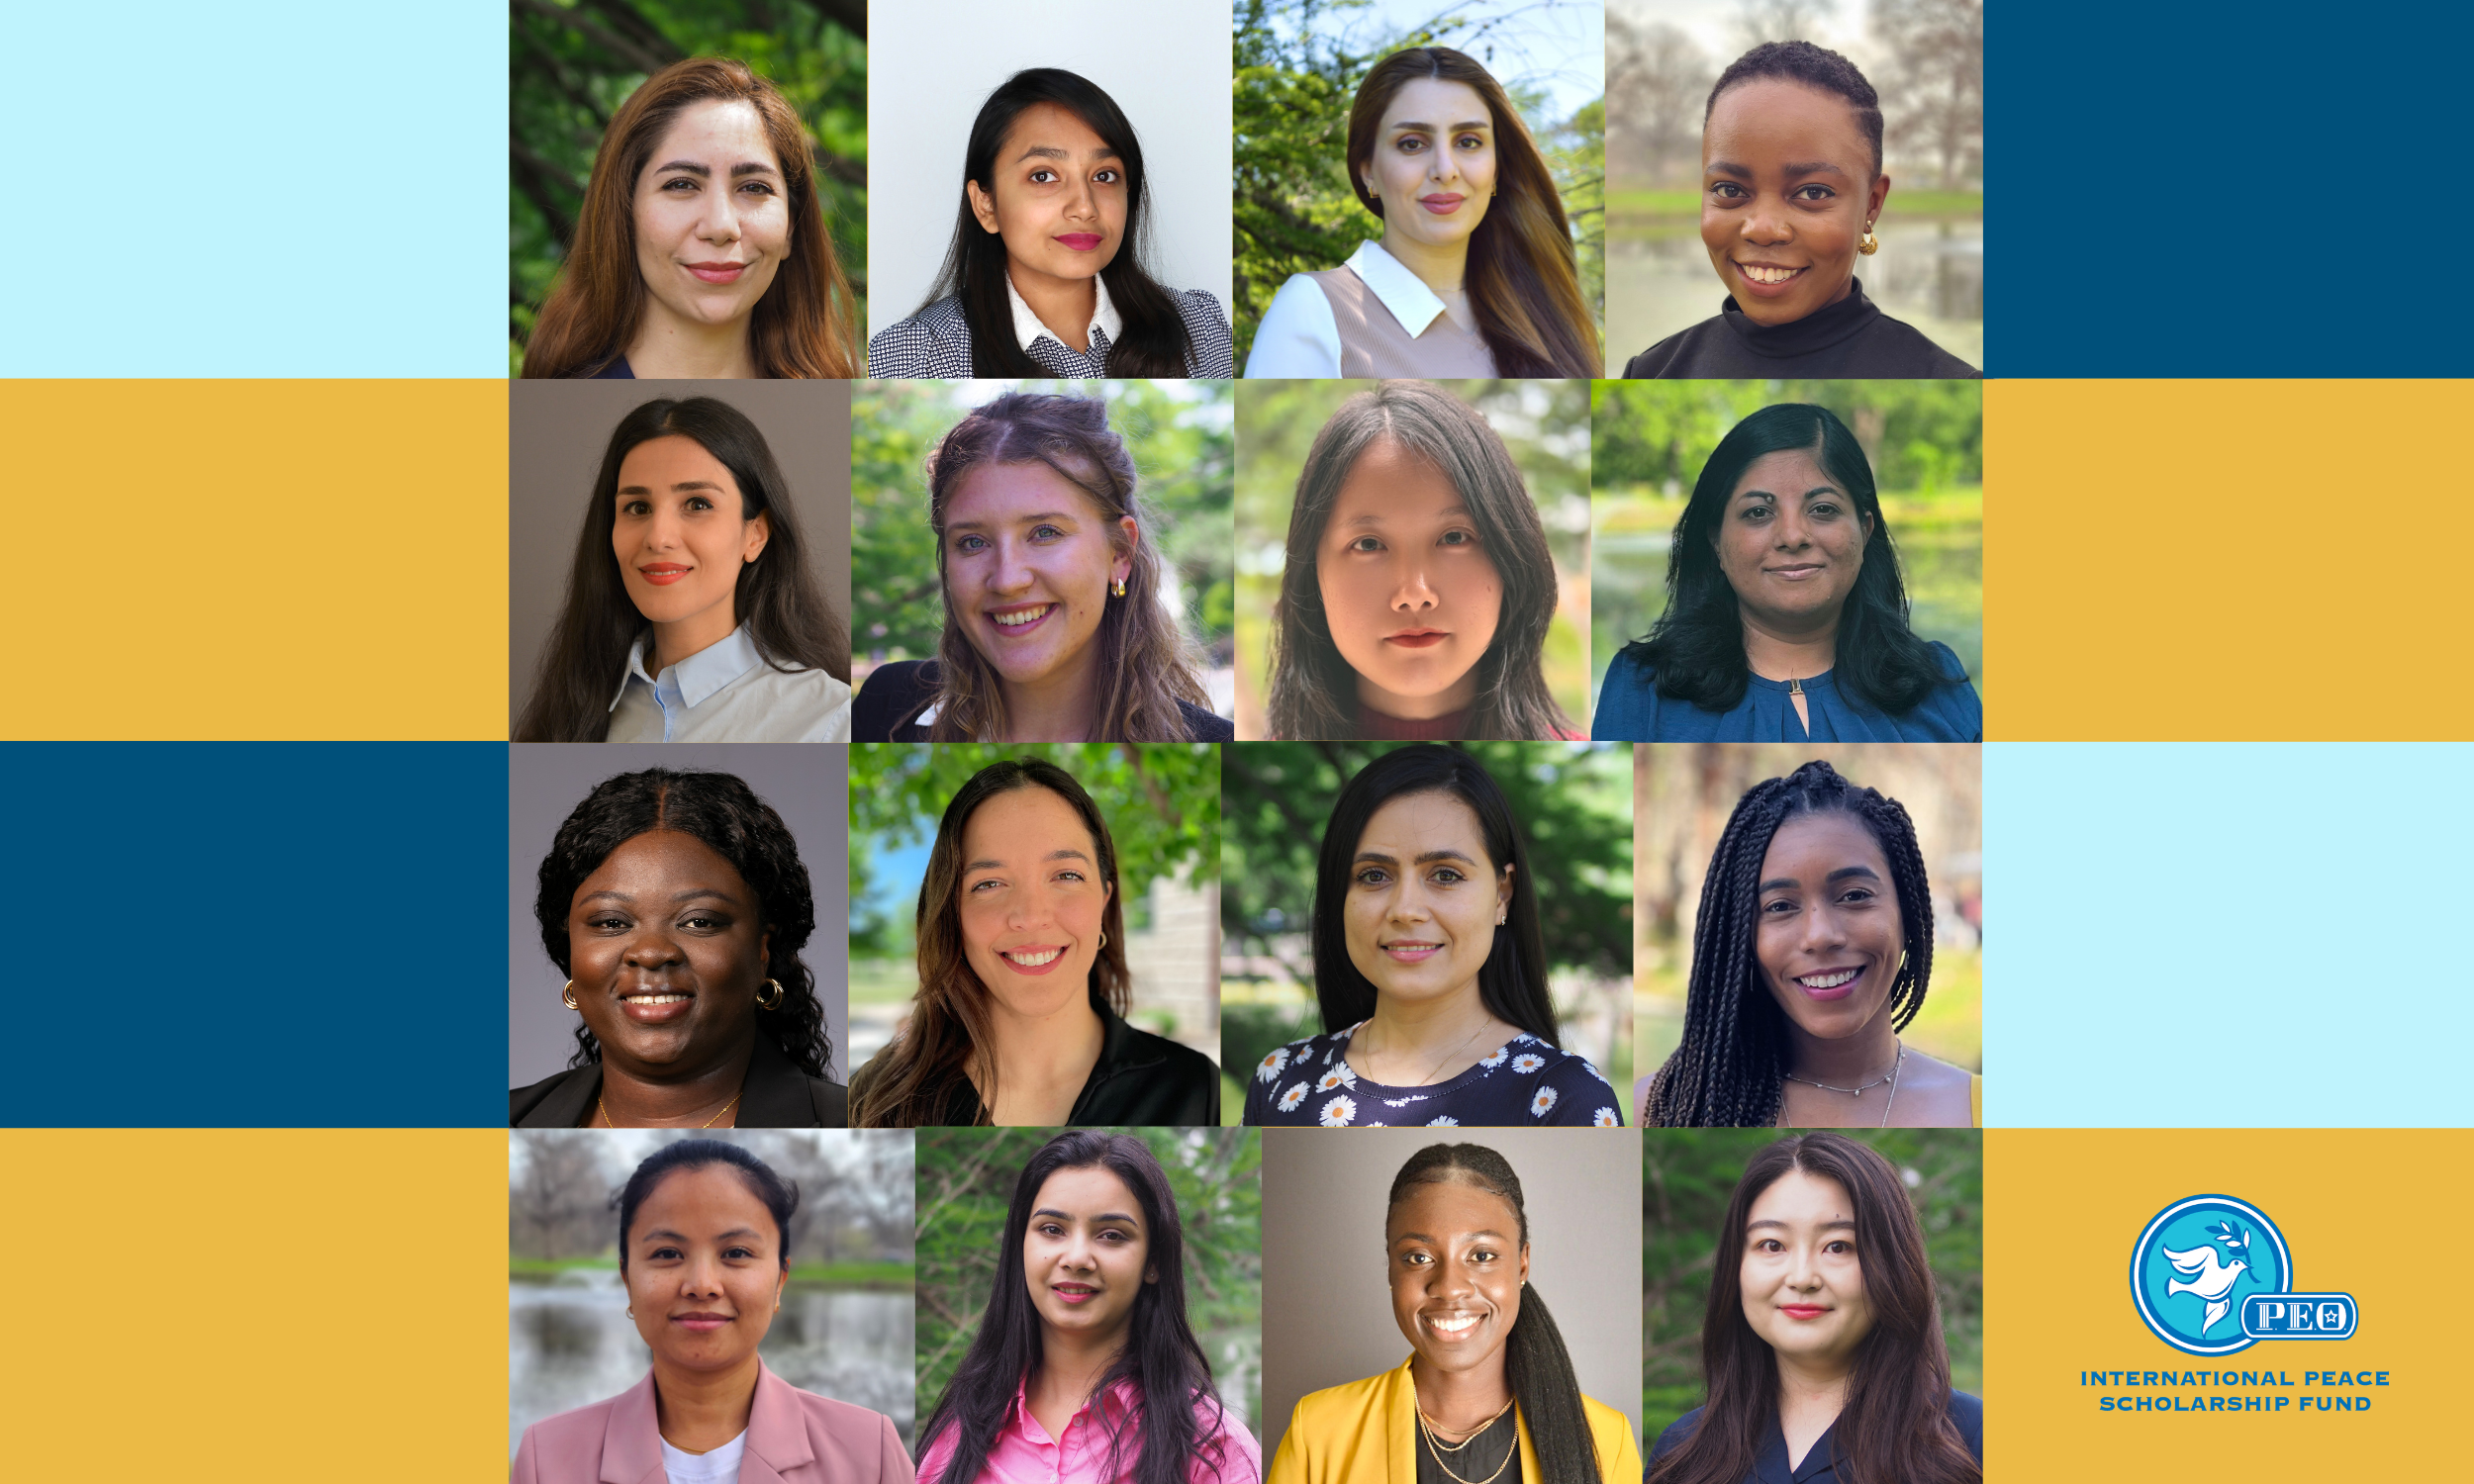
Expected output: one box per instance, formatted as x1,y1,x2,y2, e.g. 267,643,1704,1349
5,380,506,740
1,1129,505,1476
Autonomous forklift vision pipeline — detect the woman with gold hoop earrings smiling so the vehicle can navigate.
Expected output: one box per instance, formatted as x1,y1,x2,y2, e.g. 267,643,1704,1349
1268,1143,1640,1484
513,768,847,1128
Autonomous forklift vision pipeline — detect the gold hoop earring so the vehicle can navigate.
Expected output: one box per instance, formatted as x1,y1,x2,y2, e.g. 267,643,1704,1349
561,980,578,1010
1098,930,1108,950
1111,578,1127,598
757,978,785,1011
1858,223,1879,255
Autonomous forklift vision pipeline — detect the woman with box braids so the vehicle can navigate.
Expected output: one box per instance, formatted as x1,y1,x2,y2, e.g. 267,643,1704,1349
1643,761,1973,1128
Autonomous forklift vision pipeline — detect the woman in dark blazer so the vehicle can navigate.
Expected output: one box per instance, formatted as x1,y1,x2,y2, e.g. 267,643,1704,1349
514,1141,911,1483
512,768,847,1128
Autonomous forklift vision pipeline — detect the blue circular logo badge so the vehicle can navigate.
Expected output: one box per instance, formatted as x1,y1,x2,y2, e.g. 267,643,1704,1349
2129,1195,2292,1355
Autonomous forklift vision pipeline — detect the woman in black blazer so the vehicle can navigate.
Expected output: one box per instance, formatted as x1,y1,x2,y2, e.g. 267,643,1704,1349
512,768,846,1128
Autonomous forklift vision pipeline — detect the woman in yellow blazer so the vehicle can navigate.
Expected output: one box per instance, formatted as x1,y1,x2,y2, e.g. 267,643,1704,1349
1269,1144,1641,1484
513,1140,913,1484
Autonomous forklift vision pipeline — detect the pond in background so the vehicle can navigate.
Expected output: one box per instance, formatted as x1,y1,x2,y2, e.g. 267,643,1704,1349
511,1270,914,1458
1605,217,1983,374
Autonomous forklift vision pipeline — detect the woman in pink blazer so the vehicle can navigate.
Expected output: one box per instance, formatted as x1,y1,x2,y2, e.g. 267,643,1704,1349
514,1140,916,1484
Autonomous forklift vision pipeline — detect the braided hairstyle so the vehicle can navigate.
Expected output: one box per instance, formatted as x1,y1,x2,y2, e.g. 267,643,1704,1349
1644,761,1932,1128
535,768,833,1080
1388,1145,1600,1484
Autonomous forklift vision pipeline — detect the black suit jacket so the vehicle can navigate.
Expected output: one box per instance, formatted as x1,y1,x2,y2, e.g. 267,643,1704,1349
848,992,1220,1126
511,1031,849,1128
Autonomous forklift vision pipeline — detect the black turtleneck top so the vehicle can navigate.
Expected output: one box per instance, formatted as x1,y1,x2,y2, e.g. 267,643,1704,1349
1620,278,1978,379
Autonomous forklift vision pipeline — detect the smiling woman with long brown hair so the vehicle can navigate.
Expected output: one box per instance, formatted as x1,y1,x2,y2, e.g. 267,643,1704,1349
848,759,1219,1126
522,56,861,379
1245,47,1598,377
1645,1133,1981,1484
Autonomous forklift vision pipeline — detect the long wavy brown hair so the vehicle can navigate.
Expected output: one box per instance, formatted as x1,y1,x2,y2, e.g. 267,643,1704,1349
911,393,1211,742
850,761,1130,1128
522,56,860,379
1346,47,1599,376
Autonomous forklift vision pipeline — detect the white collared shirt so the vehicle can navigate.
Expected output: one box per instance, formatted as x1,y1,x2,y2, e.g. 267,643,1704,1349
1005,272,1122,358
606,624,852,743
1242,239,1450,377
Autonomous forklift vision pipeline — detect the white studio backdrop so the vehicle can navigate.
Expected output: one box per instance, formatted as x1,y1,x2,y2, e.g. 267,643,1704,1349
867,0,1236,335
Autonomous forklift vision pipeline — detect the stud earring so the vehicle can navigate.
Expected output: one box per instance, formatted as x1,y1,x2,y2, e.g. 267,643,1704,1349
1858,222,1879,255
1112,578,1127,598
561,980,578,1009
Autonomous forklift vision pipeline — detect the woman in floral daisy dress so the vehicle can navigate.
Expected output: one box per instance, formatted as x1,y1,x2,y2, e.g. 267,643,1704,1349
1242,745,1622,1128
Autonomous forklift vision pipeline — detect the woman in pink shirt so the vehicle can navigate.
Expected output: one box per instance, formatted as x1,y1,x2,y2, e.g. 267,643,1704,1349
915,1132,1264,1484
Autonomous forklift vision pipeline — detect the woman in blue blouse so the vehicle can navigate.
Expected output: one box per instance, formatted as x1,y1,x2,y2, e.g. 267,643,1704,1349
1591,404,1978,741
1243,745,1621,1128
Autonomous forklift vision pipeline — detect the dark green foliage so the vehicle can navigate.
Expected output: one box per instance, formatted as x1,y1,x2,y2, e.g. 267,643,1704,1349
510,0,868,373
914,1128,1262,1435
1220,742,1631,1012
1233,1,1604,368
850,380,1235,669
1640,1130,1983,1443
847,743,1221,958
1590,380,1983,495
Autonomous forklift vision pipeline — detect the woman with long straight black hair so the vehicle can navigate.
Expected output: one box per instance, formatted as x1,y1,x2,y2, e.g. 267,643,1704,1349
1269,1143,1639,1484
1646,1133,1982,1484
1590,404,1978,742
1243,746,1621,1128
915,1131,1261,1484
868,69,1233,378
514,396,852,742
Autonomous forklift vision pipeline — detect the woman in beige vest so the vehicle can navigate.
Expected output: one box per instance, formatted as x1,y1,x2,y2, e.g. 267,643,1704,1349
1245,47,1599,378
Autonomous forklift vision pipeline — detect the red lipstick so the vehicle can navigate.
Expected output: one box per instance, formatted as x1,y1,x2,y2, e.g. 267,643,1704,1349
638,564,692,586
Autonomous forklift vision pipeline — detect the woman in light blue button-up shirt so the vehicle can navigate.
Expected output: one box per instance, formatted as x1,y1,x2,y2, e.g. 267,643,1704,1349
515,396,853,742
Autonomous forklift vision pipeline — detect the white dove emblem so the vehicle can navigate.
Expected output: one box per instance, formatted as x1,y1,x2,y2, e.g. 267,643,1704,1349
2161,1243,2249,1336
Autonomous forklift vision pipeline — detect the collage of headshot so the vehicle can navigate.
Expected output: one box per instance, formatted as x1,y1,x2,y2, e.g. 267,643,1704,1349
505,2,1986,1482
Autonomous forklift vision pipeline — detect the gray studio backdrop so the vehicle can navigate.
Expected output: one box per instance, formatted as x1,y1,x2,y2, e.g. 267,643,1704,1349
509,744,850,1089
865,0,1235,335
1260,1127,1645,1458
507,380,854,732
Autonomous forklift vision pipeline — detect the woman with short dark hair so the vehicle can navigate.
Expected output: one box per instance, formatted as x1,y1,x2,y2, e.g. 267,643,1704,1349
513,1140,911,1483
1621,41,1975,379
513,768,846,1128
1645,1133,1982,1484
1591,404,1979,742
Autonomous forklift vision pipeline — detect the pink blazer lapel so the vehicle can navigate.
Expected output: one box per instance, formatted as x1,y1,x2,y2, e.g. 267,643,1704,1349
602,1372,669,1484
740,1360,817,1484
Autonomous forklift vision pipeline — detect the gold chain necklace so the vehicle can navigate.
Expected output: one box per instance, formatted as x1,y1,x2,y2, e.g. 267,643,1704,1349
1417,1404,1517,1484
1417,1394,1515,1450
597,1088,743,1129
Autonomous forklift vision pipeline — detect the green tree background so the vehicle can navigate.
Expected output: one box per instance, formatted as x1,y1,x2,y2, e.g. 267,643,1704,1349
849,380,1235,677
1233,378,1592,736
1641,1129,1982,1443
510,0,868,375
914,1127,1264,1440
1235,0,1605,369
1588,380,1982,719
1220,740,1632,1103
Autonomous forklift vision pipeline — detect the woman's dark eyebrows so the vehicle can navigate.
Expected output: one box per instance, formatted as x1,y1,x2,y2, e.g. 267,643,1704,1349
1747,1217,1856,1231
649,159,780,177
1015,143,1121,162
1342,503,1470,528
1758,865,1882,891
1033,1206,1139,1224
1355,848,1478,866
963,848,1092,872
1390,1227,1507,1244
1390,119,1490,132
617,479,728,496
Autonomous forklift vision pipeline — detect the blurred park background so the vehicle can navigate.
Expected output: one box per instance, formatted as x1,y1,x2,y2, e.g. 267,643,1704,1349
510,0,869,376
509,1129,914,1458
847,743,1224,1083
916,1128,1262,1443
1642,1128,1981,1440
851,379,1236,719
1589,378,1981,722
1235,379,1592,738
1221,741,1632,1117
1236,0,1606,369
1605,0,1982,370
1633,742,1981,1087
